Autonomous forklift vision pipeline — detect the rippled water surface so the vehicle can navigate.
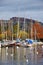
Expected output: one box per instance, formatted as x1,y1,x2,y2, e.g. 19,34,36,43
0,45,43,65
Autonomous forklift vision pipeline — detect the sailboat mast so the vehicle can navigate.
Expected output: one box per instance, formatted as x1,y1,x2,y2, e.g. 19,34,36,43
31,19,33,40
34,27,36,41
17,18,19,38
1,20,3,40
24,18,25,32
6,22,7,41
23,18,26,39
11,20,13,40
35,29,36,41
1,20,4,40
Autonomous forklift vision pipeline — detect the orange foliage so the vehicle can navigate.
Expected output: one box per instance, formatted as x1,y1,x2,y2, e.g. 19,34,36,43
33,22,43,39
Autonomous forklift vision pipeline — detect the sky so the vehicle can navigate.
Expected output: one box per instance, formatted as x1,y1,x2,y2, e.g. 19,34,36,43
0,0,43,23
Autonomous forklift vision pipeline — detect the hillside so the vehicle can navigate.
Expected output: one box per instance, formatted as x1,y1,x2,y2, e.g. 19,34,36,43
10,17,43,41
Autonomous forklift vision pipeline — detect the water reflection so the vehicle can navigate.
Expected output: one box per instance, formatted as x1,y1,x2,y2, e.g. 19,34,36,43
0,45,43,65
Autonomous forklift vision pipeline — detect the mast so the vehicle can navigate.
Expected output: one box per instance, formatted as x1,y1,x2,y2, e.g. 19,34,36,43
31,19,33,40
34,28,36,41
1,20,4,40
12,21,13,40
24,18,25,32
17,18,19,38
1,20,3,40
5,21,7,41
23,18,25,39
11,20,13,41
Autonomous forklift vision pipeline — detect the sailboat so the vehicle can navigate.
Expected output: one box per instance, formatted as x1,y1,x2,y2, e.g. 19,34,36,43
20,18,31,47
7,21,16,47
1,21,10,47
23,19,34,47
15,18,21,47
0,20,6,47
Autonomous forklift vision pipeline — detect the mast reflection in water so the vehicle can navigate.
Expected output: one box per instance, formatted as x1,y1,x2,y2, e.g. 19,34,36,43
0,45,43,65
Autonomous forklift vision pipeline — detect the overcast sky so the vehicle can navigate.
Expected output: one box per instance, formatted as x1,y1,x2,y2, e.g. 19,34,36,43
0,0,43,22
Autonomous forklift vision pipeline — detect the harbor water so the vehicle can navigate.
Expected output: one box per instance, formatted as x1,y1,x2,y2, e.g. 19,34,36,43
0,45,43,65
